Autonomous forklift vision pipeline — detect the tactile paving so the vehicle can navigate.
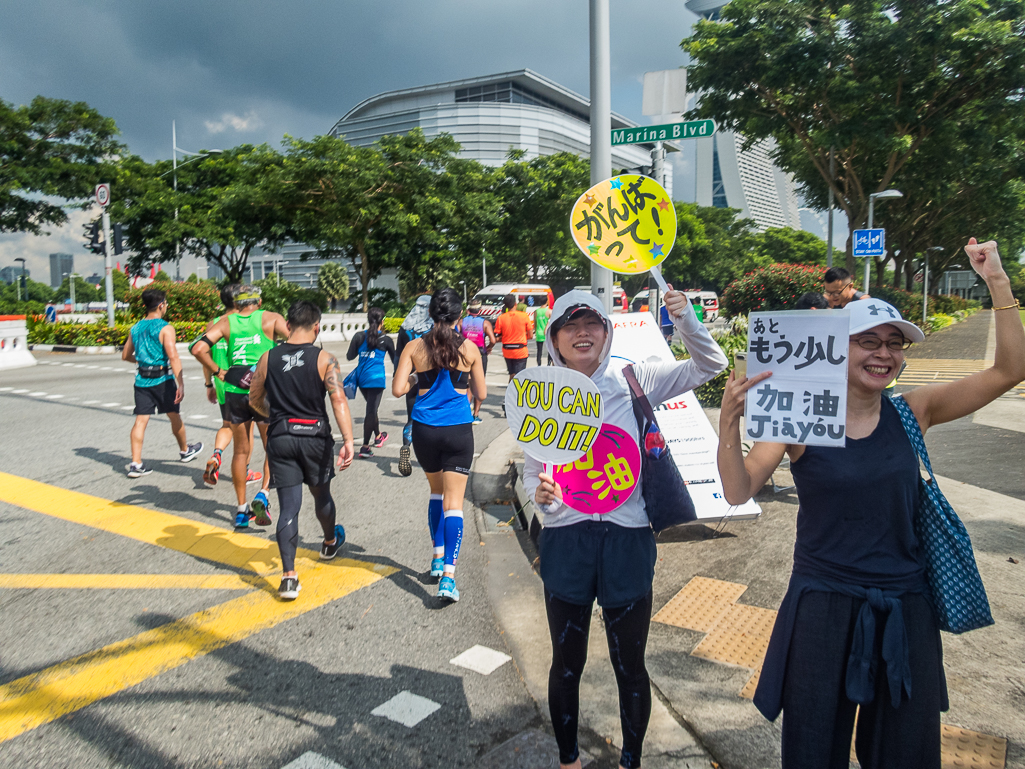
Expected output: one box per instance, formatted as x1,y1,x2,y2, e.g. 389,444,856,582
940,724,1006,769
652,576,748,633
691,603,777,670
739,668,760,700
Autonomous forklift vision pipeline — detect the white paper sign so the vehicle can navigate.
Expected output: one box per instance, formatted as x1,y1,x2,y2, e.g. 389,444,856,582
609,312,761,522
505,366,605,464
744,310,849,447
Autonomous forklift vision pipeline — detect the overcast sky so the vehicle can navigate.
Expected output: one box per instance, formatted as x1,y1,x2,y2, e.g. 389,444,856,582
1,1,837,286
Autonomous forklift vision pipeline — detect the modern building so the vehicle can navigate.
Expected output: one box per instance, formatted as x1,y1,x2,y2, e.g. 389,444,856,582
49,253,73,288
1,266,29,285
685,0,802,232
329,69,668,193
84,273,104,286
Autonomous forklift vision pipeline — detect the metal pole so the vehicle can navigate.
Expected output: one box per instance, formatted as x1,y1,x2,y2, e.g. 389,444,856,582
649,141,664,319
826,148,834,269
865,196,875,291
589,0,613,314
482,254,487,288
70,273,76,310
101,210,115,325
172,121,180,282
923,251,929,322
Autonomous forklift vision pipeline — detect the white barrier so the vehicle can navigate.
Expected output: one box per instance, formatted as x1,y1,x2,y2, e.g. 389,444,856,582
0,317,38,370
317,313,371,343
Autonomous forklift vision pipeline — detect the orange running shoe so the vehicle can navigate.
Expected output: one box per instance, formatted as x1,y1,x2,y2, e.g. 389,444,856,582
203,453,222,487
246,469,263,484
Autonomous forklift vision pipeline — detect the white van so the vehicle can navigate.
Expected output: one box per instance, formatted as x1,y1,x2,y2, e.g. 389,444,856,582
574,285,628,312
630,288,719,321
471,283,554,319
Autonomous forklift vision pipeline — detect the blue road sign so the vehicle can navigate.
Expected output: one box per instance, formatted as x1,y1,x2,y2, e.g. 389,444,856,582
853,228,886,257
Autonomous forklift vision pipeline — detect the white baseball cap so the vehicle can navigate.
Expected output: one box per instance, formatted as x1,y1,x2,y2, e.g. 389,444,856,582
848,299,924,343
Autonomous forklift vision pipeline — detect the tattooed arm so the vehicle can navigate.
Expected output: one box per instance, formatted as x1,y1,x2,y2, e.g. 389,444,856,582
321,350,355,469
249,352,271,418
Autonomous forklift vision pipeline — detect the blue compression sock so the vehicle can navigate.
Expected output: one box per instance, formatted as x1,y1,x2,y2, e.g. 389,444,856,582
443,509,463,574
429,494,444,551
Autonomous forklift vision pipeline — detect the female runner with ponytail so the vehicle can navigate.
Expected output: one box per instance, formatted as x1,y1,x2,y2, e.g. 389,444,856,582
393,288,486,602
346,306,396,459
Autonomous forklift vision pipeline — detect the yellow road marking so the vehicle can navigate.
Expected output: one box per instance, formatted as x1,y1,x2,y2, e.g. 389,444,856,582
0,559,394,743
0,471,316,574
0,473,399,743
0,574,259,590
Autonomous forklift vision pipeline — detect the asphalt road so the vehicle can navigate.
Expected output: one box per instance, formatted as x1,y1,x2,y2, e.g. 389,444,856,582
0,346,539,769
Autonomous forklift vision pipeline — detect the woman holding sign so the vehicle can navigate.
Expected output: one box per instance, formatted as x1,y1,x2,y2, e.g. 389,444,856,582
527,290,727,769
393,288,486,602
717,239,1025,768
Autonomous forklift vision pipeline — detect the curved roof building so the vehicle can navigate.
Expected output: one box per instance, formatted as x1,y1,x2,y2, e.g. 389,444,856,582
329,69,667,192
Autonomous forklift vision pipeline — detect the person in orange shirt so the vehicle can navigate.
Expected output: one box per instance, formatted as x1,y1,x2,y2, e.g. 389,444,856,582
492,293,533,381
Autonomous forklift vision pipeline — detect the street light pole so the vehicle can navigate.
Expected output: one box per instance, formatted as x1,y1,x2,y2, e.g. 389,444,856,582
14,257,25,302
589,0,613,314
171,121,222,282
866,189,903,291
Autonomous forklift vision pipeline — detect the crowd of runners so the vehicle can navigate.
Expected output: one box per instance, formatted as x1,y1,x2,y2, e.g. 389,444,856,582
117,239,1025,769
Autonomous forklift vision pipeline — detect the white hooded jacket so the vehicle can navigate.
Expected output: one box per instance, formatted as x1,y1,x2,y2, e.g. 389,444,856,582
523,290,728,529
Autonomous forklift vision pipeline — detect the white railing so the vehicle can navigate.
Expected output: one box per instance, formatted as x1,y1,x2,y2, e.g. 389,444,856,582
317,313,370,343
0,317,37,370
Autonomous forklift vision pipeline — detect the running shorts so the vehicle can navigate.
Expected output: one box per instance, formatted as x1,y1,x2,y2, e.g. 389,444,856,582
223,392,268,425
538,521,656,608
219,402,230,422
133,380,180,415
267,434,336,488
411,421,474,475
505,357,527,377
478,348,488,376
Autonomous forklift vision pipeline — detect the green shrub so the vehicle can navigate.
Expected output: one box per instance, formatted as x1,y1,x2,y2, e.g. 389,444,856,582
383,317,403,334
253,275,328,316
869,286,922,323
126,281,222,323
31,321,208,347
674,328,748,408
721,264,826,318
0,300,47,316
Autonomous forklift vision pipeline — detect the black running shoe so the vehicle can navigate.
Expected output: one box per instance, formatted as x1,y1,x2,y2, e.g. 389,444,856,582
278,576,301,600
320,524,346,560
179,442,204,462
126,463,152,478
398,445,412,476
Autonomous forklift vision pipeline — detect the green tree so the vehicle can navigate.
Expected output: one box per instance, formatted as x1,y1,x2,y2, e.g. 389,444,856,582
108,145,292,283
1,96,122,234
317,261,350,310
254,272,327,315
492,150,591,285
661,204,764,292
683,0,1025,274
152,270,171,283
55,275,99,304
753,227,827,266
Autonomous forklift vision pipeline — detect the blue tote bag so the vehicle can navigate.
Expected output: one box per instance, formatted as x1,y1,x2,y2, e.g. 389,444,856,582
891,396,994,634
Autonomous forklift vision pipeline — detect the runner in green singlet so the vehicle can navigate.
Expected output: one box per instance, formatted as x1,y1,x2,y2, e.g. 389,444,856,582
191,285,288,528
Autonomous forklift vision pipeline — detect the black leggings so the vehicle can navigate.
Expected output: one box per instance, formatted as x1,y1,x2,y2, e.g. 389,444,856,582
360,387,384,446
545,588,653,769
275,483,336,573
403,390,417,446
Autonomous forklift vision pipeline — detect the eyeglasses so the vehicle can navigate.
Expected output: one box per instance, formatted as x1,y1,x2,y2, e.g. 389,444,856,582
824,283,853,298
853,336,912,351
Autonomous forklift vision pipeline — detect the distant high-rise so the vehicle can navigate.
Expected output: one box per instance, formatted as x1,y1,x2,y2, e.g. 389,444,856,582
684,0,801,232
49,253,73,288
1,266,29,285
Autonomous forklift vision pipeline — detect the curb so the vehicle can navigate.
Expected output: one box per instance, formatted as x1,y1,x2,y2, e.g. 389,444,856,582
30,342,191,355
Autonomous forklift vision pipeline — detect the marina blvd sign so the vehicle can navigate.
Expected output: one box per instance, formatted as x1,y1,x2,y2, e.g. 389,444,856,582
611,119,717,146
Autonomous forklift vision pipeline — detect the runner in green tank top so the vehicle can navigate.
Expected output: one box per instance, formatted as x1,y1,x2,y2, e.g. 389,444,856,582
191,285,288,528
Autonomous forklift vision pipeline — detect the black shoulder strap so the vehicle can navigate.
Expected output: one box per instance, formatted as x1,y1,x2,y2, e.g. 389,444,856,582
623,365,657,434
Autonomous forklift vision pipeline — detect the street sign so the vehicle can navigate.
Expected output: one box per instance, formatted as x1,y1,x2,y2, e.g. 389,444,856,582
611,119,716,146
852,228,886,258
94,183,111,208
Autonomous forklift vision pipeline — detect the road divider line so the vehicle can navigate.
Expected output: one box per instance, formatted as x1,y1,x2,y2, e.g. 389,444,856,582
0,560,394,743
0,573,262,590
0,472,321,574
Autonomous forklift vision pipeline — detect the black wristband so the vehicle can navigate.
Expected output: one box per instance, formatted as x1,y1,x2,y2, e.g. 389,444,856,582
205,383,214,388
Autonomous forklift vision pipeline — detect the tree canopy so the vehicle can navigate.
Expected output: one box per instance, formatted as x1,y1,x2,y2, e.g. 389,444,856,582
1,96,122,234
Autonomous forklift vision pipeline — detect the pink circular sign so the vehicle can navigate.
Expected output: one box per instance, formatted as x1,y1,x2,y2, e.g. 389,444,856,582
550,423,641,514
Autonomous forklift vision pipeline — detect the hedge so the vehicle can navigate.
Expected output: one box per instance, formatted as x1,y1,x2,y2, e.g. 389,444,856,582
721,264,826,318
126,282,222,323
29,320,208,347
383,317,403,334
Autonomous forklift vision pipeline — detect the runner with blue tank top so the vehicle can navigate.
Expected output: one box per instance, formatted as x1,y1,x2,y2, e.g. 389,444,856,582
346,307,396,459
121,288,202,477
393,287,486,602
457,300,496,424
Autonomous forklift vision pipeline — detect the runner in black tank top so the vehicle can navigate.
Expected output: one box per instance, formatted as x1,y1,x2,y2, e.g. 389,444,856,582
249,301,356,600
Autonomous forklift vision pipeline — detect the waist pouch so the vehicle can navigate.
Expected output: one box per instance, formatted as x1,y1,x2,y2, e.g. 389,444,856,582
224,364,256,390
502,343,526,350
281,418,329,437
138,365,169,379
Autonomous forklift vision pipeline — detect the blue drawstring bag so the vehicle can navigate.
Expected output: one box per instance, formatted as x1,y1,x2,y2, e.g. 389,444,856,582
891,396,994,633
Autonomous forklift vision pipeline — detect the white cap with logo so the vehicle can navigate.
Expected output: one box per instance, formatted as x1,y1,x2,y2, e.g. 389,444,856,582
848,299,925,343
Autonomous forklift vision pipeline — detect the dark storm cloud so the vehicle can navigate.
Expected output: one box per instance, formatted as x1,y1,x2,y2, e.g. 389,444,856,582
0,0,699,276
1,0,697,159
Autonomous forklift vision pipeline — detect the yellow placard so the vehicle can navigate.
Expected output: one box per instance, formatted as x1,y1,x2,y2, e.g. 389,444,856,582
569,174,677,274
